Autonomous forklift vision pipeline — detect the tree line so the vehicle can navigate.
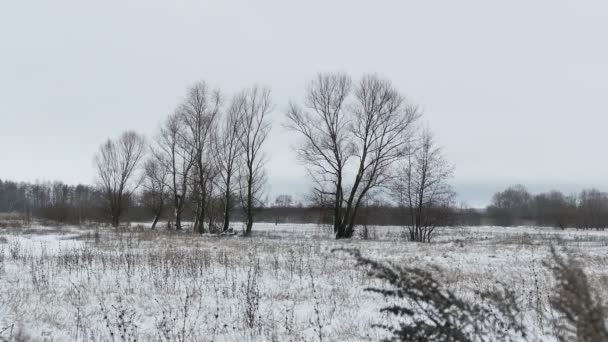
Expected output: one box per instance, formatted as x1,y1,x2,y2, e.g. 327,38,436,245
0,179,103,223
4,177,608,232
485,185,608,229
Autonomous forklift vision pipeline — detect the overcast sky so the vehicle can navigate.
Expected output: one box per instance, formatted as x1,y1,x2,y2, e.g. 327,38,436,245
1,0,607,207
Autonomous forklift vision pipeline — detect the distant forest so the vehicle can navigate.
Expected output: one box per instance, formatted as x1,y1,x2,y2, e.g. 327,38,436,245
1,178,607,229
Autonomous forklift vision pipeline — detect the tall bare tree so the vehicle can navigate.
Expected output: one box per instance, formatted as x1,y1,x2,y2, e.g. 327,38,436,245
154,112,195,230
286,73,419,238
94,131,146,227
390,129,455,242
214,95,245,232
237,86,272,236
141,157,168,229
180,81,222,234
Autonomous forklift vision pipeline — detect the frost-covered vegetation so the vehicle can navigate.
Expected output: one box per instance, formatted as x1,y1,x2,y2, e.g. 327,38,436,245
0,223,607,341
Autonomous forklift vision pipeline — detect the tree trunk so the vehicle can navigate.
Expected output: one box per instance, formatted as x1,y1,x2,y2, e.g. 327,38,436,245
341,190,369,239
110,198,120,227
244,177,253,237
196,201,206,234
223,196,230,233
196,183,207,234
193,214,200,233
151,213,160,229
333,201,341,235
174,202,182,230
175,213,181,230
222,179,231,232
245,209,253,236
333,178,342,235
335,225,349,239
335,214,354,239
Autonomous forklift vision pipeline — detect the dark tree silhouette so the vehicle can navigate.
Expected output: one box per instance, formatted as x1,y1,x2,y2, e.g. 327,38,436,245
287,73,419,238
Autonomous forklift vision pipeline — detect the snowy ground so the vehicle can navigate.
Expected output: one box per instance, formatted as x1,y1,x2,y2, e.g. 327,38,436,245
0,222,607,341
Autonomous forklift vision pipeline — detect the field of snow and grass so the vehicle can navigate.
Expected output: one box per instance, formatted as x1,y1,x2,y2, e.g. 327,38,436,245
0,221,607,341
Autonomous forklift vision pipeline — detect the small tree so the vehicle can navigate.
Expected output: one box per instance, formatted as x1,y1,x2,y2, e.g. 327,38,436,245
94,131,146,227
390,129,455,242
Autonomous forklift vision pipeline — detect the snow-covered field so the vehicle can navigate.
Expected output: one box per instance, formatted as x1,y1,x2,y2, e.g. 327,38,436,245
0,222,607,341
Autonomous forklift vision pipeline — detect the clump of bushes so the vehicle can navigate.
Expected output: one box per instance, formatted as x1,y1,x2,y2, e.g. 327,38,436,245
342,246,608,341
545,246,608,342
337,248,527,341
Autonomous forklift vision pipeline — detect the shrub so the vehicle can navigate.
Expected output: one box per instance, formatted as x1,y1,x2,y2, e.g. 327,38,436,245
336,248,527,341
545,246,608,342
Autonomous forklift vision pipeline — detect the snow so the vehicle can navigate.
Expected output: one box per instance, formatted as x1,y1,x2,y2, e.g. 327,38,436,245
0,223,607,341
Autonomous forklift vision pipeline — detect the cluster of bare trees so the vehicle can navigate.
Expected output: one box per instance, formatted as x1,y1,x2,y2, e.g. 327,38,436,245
287,73,455,240
94,81,272,235
486,185,608,229
88,72,457,240
0,72,458,241
87,72,455,240
0,179,102,223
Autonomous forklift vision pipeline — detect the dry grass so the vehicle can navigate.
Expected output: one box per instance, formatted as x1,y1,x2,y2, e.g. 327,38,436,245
0,223,606,341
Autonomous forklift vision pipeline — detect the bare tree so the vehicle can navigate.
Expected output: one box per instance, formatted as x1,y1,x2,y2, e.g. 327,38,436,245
141,157,168,229
390,129,455,242
286,73,420,239
154,112,195,230
531,191,577,229
94,131,146,227
577,189,608,229
214,95,245,233
180,81,222,234
486,185,532,226
237,86,272,236
274,194,293,208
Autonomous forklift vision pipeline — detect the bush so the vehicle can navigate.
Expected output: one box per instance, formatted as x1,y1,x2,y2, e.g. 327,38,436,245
336,248,527,341
545,246,608,342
